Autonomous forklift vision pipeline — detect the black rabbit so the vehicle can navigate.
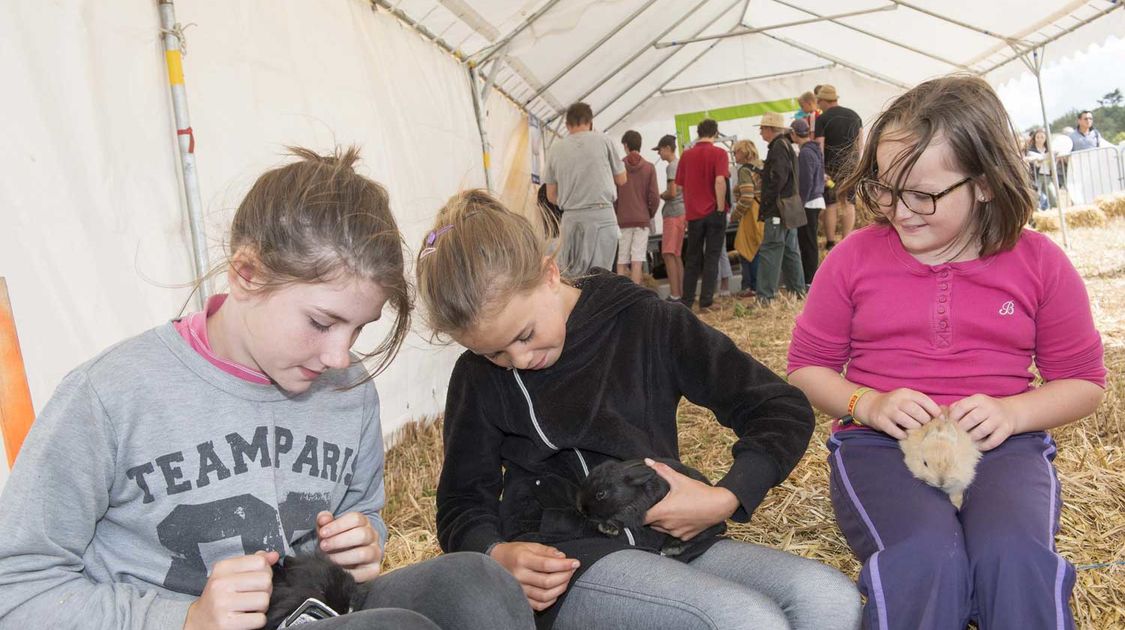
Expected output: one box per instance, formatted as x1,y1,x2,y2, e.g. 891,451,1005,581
265,552,367,629
576,458,726,557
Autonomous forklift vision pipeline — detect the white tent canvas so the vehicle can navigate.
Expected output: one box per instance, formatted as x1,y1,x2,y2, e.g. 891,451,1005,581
2,0,1122,485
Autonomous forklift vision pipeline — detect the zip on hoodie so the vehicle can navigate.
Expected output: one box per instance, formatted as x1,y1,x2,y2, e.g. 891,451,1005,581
511,369,636,547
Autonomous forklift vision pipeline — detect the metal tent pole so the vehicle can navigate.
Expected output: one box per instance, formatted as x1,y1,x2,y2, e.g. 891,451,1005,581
1023,47,1068,247
467,64,493,192
158,0,209,307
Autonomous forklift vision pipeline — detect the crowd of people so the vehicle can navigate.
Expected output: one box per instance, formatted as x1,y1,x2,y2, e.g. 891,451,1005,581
0,75,1106,630
541,85,864,311
1022,109,1112,209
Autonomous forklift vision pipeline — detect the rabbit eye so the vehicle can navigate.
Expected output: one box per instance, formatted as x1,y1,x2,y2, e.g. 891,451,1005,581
595,490,608,500
922,460,929,468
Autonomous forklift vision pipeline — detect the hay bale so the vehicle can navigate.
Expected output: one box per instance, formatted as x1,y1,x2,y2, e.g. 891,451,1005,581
382,220,1125,626
1095,193,1125,220
1034,205,1109,232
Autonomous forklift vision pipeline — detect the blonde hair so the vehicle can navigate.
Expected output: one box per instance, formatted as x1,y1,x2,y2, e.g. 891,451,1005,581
732,139,763,168
227,146,410,381
416,190,552,336
798,91,816,105
840,74,1034,257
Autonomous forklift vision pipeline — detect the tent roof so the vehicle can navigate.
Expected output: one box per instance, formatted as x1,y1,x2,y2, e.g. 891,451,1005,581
376,0,1124,128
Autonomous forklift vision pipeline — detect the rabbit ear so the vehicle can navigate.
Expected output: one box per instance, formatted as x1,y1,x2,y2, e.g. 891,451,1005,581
623,464,656,486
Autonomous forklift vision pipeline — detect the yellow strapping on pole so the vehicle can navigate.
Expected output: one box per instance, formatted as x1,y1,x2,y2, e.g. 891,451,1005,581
483,151,491,170
0,278,35,467
165,49,184,85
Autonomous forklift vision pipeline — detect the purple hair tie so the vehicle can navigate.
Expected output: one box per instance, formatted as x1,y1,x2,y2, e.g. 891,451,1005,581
420,224,454,259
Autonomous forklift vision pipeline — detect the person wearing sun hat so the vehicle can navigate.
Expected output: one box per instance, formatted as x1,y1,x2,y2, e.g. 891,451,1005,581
814,84,863,250
756,112,805,303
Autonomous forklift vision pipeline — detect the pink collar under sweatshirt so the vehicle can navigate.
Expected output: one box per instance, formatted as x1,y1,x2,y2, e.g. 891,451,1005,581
173,294,272,385
788,225,1105,432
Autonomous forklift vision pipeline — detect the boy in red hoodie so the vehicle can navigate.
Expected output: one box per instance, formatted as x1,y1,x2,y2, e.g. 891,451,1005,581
614,130,660,284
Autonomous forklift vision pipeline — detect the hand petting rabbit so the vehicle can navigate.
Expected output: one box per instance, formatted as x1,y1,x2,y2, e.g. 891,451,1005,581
576,458,726,556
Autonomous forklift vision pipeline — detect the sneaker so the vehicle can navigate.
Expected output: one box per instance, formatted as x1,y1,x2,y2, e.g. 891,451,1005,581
665,296,682,303
825,240,837,250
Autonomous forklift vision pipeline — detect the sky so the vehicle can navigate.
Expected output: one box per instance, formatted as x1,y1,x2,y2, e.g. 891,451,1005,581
995,36,1124,133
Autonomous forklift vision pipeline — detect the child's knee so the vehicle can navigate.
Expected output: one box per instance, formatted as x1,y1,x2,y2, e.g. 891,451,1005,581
968,532,1064,578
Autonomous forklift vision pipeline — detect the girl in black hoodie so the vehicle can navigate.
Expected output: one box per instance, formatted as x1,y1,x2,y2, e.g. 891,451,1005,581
416,190,860,630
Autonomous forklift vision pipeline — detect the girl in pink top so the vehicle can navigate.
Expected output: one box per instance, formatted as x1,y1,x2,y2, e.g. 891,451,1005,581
787,76,1105,630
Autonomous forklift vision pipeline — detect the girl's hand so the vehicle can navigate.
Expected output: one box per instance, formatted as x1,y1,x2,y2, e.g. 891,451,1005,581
316,511,383,582
489,542,579,612
184,550,278,630
949,394,1019,451
854,388,943,439
643,459,738,540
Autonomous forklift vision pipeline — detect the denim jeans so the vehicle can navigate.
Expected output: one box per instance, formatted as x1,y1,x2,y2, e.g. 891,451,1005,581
740,255,759,292
756,218,805,301
311,552,534,629
553,539,860,630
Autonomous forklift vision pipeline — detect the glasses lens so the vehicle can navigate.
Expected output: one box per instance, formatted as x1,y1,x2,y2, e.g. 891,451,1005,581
901,190,937,215
861,180,894,210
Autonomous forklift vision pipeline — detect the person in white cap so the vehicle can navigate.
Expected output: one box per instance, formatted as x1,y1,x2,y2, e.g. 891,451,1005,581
756,112,805,302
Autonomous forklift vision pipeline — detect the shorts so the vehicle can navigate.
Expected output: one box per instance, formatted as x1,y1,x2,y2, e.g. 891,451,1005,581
617,226,650,265
661,216,686,256
824,171,855,205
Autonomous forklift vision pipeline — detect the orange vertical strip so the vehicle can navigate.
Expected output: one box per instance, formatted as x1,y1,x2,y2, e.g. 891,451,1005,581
0,278,35,466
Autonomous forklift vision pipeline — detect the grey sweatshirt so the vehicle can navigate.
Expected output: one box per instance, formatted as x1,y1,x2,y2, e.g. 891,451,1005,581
0,323,388,629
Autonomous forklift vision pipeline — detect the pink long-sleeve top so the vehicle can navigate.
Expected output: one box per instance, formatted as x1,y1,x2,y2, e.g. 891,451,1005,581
788,225,1105,433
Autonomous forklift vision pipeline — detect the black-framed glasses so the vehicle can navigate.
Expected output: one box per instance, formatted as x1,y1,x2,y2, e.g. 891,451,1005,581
857,176,974,216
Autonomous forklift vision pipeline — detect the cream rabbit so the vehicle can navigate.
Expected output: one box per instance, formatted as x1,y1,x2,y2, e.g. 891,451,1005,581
900,408,982,509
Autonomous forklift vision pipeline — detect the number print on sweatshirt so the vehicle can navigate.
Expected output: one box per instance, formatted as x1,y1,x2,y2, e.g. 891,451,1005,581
158,492,331,593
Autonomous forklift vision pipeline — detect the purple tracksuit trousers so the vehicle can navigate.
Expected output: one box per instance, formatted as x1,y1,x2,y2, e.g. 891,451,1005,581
827,428,1075,630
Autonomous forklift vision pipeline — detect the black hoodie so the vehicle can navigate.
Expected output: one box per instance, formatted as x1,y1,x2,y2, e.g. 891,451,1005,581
436,271,814,627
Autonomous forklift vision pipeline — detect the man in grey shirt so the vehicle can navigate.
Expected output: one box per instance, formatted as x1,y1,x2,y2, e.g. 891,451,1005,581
544,102,627,275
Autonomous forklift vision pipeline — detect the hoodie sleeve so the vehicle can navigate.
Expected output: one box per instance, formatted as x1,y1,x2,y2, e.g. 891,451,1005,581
656,305,814,522
435,354,507,554
647,164,660,218
0,371,191,629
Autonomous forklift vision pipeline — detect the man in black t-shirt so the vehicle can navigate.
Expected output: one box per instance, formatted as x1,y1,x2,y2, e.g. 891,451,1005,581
814,85,862,249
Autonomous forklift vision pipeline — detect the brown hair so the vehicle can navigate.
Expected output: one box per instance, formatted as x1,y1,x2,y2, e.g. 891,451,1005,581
228,146,410,381
416,190,552,337
566,102,594,127
840,74,1034,258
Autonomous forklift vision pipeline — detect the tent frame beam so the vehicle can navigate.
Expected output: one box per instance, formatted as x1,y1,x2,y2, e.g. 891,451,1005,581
977,1,1124,75
659,63,836,96
594,0,746,122
888,0,1013,42
602,0,753,133
759,31,910,88
471,0,565,65
544,0,713,125
524,0,658,107
769,0,969,70
654,4,897,49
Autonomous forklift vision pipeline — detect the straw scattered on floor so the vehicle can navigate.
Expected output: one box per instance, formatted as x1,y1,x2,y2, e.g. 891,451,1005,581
382,219,1125,628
